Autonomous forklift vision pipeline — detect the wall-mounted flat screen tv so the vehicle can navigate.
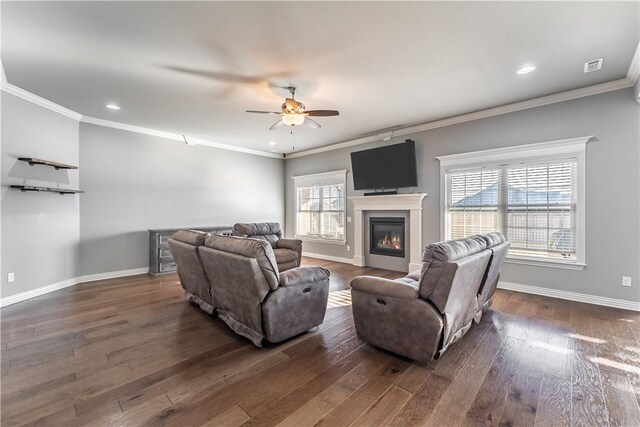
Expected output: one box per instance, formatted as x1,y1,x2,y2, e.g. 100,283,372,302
351,140,418,190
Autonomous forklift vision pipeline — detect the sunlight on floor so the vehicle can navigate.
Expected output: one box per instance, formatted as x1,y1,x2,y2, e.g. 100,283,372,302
530,341,574,355
589,356,640,375
565,333,607,344
328,289,352,308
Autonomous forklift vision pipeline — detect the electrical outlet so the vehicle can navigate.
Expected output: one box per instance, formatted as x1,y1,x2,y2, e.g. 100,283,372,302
7,272,15,283
622,276,632,287
346,245,351,252
347,217,352,223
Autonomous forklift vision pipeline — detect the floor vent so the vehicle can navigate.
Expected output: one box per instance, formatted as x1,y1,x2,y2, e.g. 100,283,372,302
584,58,603,73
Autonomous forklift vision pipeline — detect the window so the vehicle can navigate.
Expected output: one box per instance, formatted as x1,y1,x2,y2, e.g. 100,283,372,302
438,137,589,269
293,170,347,244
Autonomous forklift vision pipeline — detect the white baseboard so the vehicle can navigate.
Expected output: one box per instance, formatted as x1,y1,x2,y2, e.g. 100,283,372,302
303,252,354,265
0,267,149,307
77,267,149,284
498,281,640,312
0,277,79,308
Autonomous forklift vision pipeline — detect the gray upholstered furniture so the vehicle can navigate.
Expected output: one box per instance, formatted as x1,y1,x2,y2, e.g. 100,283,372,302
167,230,216,313
233,223,302,272
187,234,329,347
351,232,509,362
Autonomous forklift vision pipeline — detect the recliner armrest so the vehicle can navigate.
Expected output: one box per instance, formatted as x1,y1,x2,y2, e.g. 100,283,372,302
350,276,419,299
277,238,303,252
279,266,330,287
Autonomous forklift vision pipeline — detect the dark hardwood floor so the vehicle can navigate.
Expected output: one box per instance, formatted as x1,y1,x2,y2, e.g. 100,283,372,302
1,257,639,426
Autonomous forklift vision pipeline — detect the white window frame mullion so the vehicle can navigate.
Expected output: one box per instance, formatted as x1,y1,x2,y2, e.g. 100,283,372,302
437,136,590,270
292,170,347,245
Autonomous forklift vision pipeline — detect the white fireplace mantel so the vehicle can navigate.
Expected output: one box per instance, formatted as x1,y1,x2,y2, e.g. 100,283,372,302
349,193,427,272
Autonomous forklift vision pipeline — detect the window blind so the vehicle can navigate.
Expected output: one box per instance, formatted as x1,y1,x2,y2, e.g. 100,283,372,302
296,183,345,241
445,158,578,261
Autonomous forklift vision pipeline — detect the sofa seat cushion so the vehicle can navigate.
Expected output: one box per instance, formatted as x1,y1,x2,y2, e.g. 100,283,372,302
274,248,299,264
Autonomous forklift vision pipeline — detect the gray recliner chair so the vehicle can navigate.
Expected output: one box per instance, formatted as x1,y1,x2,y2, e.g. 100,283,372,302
199,234,330,347
350,233,509,362
233,223,302,272
168,230,215,314
475,232,510,322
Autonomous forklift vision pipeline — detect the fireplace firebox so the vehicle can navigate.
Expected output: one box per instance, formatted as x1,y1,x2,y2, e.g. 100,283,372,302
370,217,405,258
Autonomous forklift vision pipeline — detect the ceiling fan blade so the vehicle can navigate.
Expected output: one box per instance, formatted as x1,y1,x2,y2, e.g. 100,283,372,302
269,119,285,130
246,110,282,115
303,117,321,129
305,110,340,117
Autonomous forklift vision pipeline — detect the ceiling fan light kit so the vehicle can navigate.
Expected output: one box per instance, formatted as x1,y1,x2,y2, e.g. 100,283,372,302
283,113,305,126
246,86,340,131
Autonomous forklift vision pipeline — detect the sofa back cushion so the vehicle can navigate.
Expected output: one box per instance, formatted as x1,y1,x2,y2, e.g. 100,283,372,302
173,229,208,246
168,230,211,304
418,237,487,300
233,223,283,248
480,231,506,248
205,234,280,290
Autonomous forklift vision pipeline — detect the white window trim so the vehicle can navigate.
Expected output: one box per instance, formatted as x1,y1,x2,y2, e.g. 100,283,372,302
292,170,348,245
436,136,591,270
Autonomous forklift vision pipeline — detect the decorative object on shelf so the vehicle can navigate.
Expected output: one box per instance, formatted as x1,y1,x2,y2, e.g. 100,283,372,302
18,157,78,170
148,226,233,275
10,185,84,194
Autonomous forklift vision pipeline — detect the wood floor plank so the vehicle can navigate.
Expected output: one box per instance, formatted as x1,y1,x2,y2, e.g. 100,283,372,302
348,385,411,427
535,374,571,427
426,326,502,426
465,336,524,426
1,258,638,427
388,372,452,426
314,358,410,427
498,373,542,427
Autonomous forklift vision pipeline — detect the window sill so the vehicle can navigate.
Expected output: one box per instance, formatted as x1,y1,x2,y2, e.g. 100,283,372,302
505,256,586,271
296,237,346,246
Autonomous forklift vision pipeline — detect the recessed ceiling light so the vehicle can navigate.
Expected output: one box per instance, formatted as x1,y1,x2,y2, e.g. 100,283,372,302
516,66,536,75
268,142,277,146
105,104,120,110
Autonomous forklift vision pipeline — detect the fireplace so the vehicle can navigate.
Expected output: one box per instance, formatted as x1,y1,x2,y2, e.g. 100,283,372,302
370,217,405,258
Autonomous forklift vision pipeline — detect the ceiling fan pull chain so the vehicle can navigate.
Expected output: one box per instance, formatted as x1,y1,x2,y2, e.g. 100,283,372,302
291,128,295,151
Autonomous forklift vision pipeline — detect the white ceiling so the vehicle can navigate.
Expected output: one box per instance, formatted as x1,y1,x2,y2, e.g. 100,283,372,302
2,2,638,154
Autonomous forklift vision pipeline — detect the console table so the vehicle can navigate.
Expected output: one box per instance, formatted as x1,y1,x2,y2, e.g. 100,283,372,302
148,226,233,275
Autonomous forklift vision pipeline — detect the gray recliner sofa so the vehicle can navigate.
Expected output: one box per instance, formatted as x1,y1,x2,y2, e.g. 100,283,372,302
350,232,509,362
168,230,215,313
197,234,330,347
233,223,302,272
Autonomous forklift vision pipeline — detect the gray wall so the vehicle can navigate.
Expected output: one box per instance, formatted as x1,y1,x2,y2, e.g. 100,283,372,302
79,123,285,275
1,92,80,297
285,88,640,302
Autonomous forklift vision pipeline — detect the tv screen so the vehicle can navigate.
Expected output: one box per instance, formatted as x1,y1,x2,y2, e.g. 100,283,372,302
351,140,418,190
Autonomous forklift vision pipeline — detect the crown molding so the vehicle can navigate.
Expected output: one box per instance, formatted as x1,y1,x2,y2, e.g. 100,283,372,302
627,41,640,83
0,81,282,159
285,78,633,159
1,82,83,121
80,116,283,159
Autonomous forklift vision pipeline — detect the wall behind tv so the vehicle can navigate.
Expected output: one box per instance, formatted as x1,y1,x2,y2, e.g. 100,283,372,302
78,123,285,275
285,88,640,303
1,92,80,299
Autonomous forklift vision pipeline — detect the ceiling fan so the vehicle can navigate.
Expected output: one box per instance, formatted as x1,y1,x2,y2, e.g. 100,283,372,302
246,86,339,130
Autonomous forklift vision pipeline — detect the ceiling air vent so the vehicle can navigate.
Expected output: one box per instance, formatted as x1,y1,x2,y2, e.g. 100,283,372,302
584,58,603,73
